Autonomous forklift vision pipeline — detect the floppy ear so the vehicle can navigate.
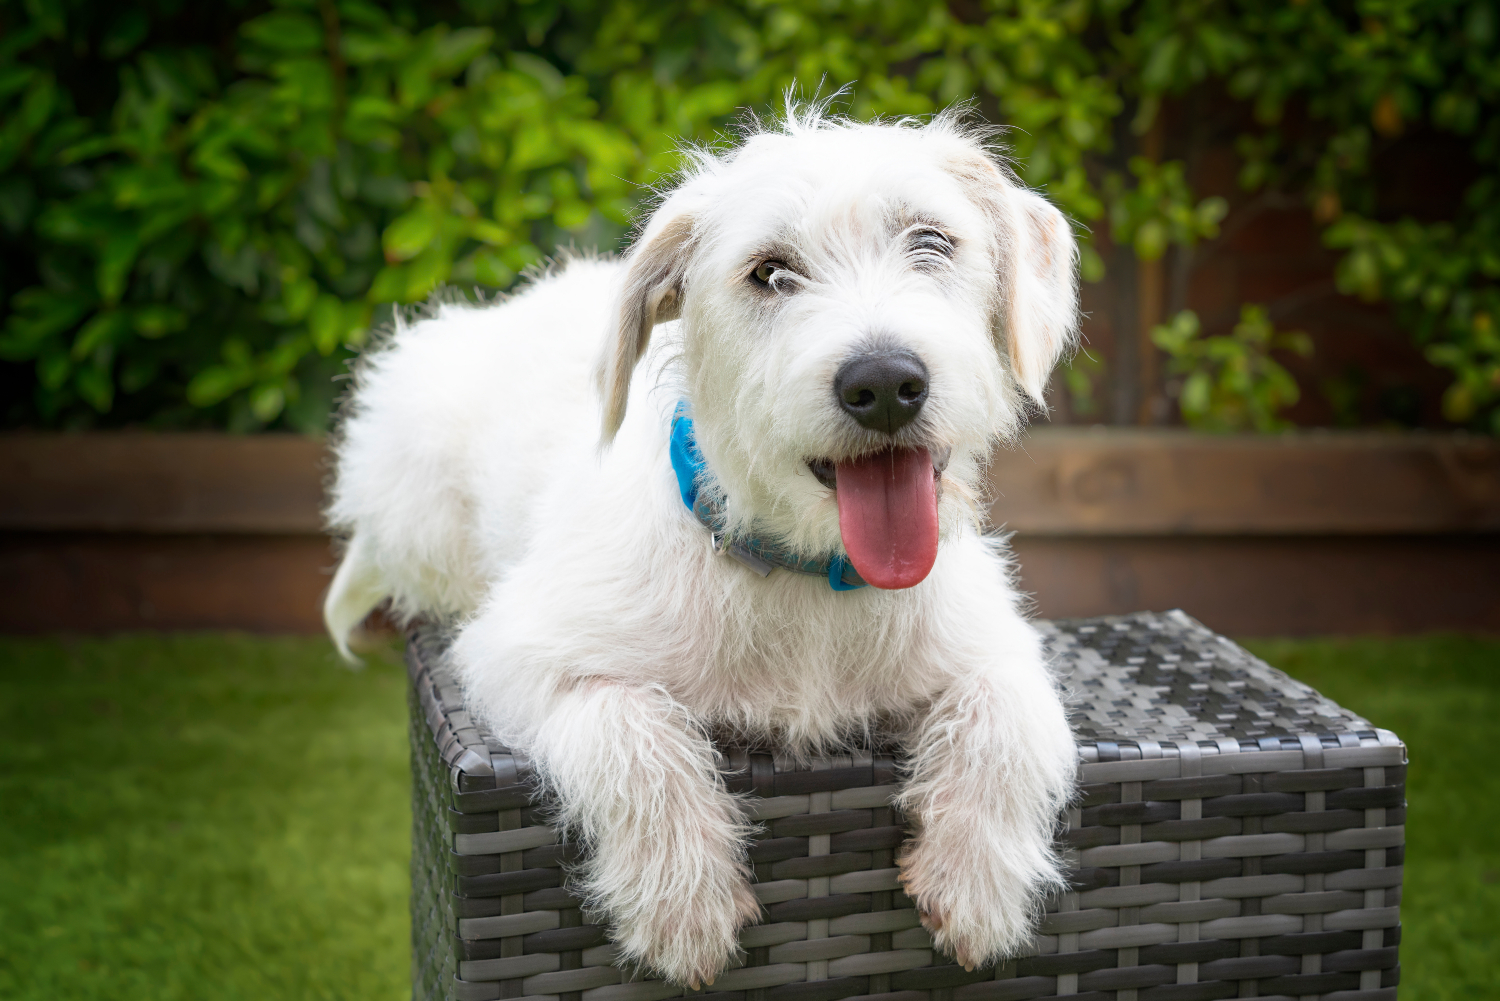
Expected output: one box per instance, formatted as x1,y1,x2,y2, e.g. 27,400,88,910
999,185,1080,406
598,210,696,442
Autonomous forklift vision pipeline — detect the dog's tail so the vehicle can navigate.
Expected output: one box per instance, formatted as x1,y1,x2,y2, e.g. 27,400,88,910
324,532,388,662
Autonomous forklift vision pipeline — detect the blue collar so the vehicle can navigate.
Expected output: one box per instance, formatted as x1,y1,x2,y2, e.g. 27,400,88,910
669,404,866,590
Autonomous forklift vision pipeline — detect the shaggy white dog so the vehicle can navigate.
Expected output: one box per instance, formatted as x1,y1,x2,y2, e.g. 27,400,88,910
325,106,1080,987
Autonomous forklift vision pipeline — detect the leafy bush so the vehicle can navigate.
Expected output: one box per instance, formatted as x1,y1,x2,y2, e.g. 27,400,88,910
0,1,647,430
1153,305,1311,433
1,0,1497,432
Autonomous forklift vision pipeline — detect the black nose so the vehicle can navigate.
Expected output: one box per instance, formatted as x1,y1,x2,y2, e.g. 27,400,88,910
834,350,929,434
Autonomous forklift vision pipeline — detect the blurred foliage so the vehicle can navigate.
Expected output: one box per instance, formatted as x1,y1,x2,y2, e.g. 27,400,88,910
0,0,645,430
1060,347,1106,417
0,0,1497,431
1153,305,1312,432
1106,157,1227,262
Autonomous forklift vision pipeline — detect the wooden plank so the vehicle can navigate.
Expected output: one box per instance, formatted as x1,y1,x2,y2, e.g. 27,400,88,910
3,530,1494,636
988,429,1500,535
1010,534,1500,635
0,433,325,533
2,429,1498,535
0,533,336,632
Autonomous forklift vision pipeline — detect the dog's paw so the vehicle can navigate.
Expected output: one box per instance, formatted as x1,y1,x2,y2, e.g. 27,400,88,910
897,836,1054,971
613,874,761,988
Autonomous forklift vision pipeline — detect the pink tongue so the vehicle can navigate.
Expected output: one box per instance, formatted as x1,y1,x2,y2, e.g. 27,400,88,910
835,448,939,590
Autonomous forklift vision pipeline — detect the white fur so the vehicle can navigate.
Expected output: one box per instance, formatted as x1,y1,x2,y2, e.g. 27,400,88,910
326,107,1080,985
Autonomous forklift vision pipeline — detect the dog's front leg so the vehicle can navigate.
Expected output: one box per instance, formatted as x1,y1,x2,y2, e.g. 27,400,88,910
530,680,760,987
895,657,1077,970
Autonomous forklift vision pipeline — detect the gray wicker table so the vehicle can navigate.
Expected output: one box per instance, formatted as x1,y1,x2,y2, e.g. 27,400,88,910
409,611,1404,1001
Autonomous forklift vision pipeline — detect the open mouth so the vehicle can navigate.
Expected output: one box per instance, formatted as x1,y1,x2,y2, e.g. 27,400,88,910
807,446,950,490
806,446,951,590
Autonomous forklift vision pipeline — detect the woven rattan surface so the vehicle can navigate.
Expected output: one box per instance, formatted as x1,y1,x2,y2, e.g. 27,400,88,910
409,610,1405,1001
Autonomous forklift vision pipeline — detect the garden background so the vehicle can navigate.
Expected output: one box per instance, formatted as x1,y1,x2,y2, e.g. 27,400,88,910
4,0,1500,434
1,1,1498,999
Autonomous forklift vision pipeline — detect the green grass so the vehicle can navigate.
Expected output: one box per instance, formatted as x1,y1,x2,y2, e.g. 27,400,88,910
0,635,410,1000
1242,634,1500,1001
0,633,1496,999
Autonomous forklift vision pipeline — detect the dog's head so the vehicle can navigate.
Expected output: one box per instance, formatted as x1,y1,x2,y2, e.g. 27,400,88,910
599,107,1078,589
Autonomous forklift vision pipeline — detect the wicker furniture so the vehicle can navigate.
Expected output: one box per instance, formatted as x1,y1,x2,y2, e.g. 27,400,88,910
409,611,1404,1001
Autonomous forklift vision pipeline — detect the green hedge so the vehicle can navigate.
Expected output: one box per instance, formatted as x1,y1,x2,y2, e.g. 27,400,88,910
2,0,1497,432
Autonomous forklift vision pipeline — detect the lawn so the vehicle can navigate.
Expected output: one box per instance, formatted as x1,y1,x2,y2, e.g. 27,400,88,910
0,631,1496,1000
0,636,411,1000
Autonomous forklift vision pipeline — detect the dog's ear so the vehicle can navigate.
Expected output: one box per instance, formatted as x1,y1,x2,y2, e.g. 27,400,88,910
952,150,1080,408
1000,186,1079,407
598,210,696,442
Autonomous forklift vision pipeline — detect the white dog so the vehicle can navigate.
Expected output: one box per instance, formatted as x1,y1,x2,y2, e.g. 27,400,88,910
325,105,1079,987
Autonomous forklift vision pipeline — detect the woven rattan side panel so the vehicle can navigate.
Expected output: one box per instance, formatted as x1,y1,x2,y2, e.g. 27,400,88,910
411,664,461,1001
407,611,1406,1001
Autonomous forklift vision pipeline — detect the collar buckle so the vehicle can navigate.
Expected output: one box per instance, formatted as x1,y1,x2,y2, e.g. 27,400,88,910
712,531,774,578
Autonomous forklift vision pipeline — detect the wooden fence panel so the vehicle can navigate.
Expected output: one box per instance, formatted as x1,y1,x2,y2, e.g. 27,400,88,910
2,431,1496,635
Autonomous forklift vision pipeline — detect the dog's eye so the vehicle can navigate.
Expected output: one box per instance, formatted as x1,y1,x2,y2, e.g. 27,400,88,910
911,230,954,257
751,260,787,286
